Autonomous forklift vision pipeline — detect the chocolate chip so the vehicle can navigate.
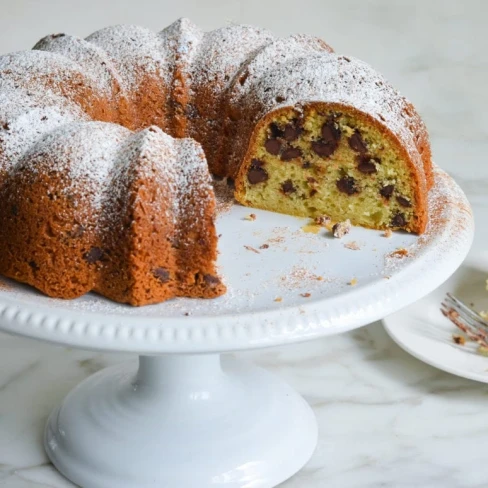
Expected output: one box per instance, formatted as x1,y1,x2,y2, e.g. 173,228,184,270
2,122,10,131
391,213,406,227
321,120,341,143
247,159,268,184
302,161,312,169
357,157,378,174
337,176,358,195
396,196,412,208
348,130,367,153
283,122,302,142
275,95,285,103
51,33,66,39
203,274,221,287
281,179,296,194
310,189,318,197
83,247,103,264
269,123,284,138
153,267,170,283
28,260,39,271
41,115,48,121
10,205,18,216
311,140,337,158
380,185,395,199
281,147,302,161
264,138,282,155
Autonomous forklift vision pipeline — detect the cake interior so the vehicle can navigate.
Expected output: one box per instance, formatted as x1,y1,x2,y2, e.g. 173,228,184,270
237,106,417,231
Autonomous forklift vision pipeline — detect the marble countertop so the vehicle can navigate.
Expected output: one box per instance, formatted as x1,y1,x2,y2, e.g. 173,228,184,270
0,1,487,486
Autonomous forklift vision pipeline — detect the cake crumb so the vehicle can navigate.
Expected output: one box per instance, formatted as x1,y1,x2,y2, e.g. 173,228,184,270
349,278,358,286
244,213,257,221
317,276,324,281
344,241,360,251
478,346,488,356
274,297,282,302
301,223,321,234
452,334,466,345
332,219,351,238
300,292,311,298
244,245,260,254
315,215,332,227
389,248,409,258
259,243,270,249
384,275,391,280
383,229,393,238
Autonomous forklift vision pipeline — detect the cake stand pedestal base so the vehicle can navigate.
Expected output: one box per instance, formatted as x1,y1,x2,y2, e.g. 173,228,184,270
45,354,318,488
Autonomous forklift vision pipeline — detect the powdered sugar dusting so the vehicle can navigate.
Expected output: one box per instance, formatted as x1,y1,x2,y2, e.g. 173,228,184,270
34,34,125,96
86,25,170,90
0,90,88,173
228,34,333,107
250,53,424,175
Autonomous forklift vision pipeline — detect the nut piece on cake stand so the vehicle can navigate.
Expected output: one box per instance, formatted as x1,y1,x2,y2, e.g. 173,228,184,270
0,166,474,488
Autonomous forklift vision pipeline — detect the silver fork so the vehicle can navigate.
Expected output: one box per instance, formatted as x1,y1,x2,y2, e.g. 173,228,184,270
441,293,488,348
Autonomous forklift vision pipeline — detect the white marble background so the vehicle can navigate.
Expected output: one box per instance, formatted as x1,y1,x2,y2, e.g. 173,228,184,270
0,0,487,486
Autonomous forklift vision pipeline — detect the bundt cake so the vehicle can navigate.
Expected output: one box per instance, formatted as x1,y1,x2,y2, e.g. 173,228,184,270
0,18,432,306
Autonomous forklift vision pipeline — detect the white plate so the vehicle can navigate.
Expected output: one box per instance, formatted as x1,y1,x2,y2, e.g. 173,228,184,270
0,166,474,353
383,251,488,383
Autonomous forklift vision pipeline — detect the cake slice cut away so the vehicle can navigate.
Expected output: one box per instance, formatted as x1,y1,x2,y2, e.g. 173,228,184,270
234,55,431,234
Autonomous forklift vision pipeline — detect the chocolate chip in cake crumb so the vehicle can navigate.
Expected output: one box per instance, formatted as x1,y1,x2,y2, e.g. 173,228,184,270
280,147,302,161
247,159,268,184
302,161,312,169
332,219,351,238
264,138,282,155
396,196,412,208
391,213,406,227
348,130,367,153
269,123,284,138
28,260,39,271
321,120,341,143
283,121,302,141
281,179,296,194
311,140,337,158
10,205,18,216
357,156,378,174
153,267,170,283
203,274,222,287
337,176,358,195
310,189,318,197
83,247,104,264
2,122,10,131
380,184,395,199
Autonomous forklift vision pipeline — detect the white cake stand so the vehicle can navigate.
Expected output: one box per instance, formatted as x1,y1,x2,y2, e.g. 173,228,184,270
0,167,473,488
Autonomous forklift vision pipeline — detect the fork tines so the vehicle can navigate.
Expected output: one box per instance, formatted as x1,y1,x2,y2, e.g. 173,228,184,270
441,293,488,348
